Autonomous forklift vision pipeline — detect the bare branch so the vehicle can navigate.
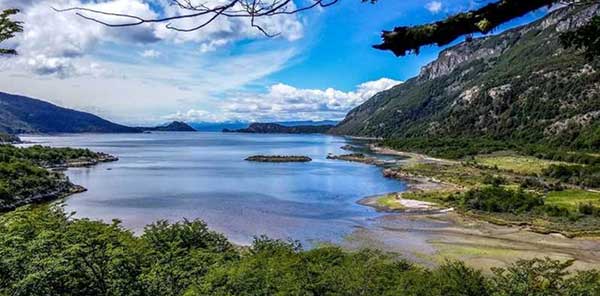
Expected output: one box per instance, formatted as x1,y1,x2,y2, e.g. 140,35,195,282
54,0,340,38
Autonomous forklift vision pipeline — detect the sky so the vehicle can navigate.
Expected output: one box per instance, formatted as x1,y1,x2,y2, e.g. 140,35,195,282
0,0,551,125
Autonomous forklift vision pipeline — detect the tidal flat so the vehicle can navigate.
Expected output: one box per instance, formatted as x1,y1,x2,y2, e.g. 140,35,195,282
339,143,600,271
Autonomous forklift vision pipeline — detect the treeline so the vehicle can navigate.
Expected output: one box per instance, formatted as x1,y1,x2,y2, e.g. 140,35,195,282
381,137,512,159
0,145,105,211
0,144,100,167
0,206,598,296
543,164,600,188
0,160,64,210
449,186,600,220
382,137,600,164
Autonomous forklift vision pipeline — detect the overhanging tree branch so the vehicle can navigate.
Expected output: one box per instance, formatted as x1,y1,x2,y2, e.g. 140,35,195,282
0,9,23,55
53,0,598,58
373,0,561,56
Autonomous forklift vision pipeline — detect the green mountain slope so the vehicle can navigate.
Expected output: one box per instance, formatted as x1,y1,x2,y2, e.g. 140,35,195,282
0,92,139,134
330,4,600,150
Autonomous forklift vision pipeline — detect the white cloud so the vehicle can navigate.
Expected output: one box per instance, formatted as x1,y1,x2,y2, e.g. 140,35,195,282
0,0,303,78
426,1,443,13
165,78,402,122
140,49,161,58
0,47,298,124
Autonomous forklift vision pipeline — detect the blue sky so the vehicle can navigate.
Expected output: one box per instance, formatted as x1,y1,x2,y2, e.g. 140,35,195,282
0,0,550,124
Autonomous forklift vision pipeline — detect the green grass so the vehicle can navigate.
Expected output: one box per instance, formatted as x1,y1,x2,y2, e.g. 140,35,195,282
400,162,487,187
376,194,405,210
402,190,454,204
545,189,600,211
475,155,563,175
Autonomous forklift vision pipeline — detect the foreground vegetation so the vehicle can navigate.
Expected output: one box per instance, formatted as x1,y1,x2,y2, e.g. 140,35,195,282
1,206,599,296
0,145,114,211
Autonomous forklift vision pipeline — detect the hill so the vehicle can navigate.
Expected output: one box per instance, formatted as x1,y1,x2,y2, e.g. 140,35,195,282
0,92,139,134
330,4,600,151
138,121,196,132
223,122,334,134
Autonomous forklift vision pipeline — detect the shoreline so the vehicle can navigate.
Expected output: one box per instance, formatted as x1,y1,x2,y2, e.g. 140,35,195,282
334,142,600,270
1,152,118,213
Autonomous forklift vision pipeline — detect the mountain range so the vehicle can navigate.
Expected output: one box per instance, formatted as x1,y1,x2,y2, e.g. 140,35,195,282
330,4,600,150
0,92,138,134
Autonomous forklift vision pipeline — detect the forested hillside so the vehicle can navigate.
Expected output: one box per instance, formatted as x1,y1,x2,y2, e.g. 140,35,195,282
331,4,600,151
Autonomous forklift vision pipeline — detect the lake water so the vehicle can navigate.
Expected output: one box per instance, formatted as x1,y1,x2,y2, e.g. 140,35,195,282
20,132,406,246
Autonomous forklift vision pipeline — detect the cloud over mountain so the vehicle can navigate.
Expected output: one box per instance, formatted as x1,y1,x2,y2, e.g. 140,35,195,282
166,78,402,122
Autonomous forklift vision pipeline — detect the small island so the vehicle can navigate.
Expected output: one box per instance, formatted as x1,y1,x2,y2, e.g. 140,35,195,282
245,155,312,162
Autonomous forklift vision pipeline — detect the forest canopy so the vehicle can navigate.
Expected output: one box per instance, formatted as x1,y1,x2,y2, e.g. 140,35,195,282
0,205,599,296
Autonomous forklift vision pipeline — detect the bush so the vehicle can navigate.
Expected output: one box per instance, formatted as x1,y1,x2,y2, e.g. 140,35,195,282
0,207,598,295
578,202,600,217
482,174,507,186
457,186,544,214
543,164,600,188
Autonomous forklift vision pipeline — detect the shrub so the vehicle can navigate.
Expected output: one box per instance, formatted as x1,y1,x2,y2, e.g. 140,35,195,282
457,186,544,214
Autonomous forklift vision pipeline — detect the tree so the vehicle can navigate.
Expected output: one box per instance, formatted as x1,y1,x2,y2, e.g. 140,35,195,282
373,0,557,56
56,0,599,58
561,15,600,60
0,9,23,55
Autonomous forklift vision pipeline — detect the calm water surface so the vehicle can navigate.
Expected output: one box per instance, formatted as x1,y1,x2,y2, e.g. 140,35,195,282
20,132,406,245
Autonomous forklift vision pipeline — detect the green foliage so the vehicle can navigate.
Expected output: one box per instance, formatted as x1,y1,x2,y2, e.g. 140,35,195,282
455,186,544,214
1,206,598,295
543,164,600,188
0,144,110,211
382,137,512,159
561,15,600,61
0,9,23,55
0,145,100,167
482,174,507,186
490,258,573,295
0,159,63,210
382,137,600,166
374,0,556,56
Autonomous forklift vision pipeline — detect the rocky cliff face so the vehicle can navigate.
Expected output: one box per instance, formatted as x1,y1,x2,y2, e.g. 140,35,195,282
418,4,599,81
330,4,600,149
